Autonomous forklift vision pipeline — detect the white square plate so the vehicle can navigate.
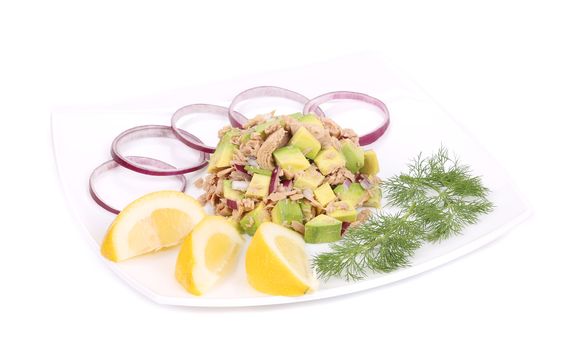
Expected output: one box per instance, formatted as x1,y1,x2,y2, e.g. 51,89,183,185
52,53,530,307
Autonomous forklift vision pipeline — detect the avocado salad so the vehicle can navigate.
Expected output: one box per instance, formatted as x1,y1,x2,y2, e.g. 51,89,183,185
196,111,381,244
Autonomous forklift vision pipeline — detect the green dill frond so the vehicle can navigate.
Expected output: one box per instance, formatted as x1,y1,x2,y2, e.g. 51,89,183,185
314,146,494,281
314,212,424,281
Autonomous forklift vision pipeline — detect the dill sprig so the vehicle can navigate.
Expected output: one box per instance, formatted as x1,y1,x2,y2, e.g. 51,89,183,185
314,211,424,281
314,147,493,281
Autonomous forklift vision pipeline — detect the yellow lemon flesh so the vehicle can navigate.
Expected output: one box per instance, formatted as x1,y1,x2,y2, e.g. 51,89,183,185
101,191,205,262
175,216,244,295
245,222,318,296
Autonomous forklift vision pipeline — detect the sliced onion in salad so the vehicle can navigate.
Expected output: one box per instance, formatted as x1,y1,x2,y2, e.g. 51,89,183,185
111,125,209,176
171,103,246,153
226,199,239,210
89,156,187,214
269,166,280,194
303,91,390,146
231,180,249,191
228,86,326,128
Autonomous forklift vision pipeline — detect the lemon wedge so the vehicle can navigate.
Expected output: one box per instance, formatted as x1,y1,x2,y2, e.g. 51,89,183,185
101,191,205,262
175,216,244,295
245,222,318,296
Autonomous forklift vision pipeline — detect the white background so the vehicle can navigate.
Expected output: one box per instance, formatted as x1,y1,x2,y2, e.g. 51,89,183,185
1,1,581,349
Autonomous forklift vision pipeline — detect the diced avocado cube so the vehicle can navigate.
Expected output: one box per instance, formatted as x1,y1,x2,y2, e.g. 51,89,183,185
328,201,358,222
289,126,321,159
297,114,323,126
313,147,346,176
244,165,272,176
245,173,271,199
240,203,271,235
314,183,336,207
304,214,342,243
288,112,303,119
273,146,311,175
223,180,243,200
299,200,314,221
333,183,367,207
364,185,382,208
271,199,304,227
340,139,365,173
239,131,252,144
361,150,380,175
293,166,325,190
208,130,237,171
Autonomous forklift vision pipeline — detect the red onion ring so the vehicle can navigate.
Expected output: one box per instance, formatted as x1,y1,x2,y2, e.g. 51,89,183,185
111,125,209,176
303,91,391,146
89,156,187,214
170,104,246,153
228,86,326,128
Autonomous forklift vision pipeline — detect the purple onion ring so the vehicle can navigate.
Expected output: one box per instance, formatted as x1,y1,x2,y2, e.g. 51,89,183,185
228,86,325,128
303,91,391,146
111,125,209,176
171,103,246,153
89,156,187,214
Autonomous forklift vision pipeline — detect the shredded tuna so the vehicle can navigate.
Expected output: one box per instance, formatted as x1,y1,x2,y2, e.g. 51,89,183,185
232,148,247,165
256,128,289,169
321,117,342,138
229,171,251,181
291,221,305,234
264,122,282,135
194,177,204,188
240,139,261,157
243,115,266,129
326,200,351,213
340,128,360,145
289,193,304,201
326,167,356,185
241,198,255,211
267,189,297,202
216,167,233,178
216,200,232,216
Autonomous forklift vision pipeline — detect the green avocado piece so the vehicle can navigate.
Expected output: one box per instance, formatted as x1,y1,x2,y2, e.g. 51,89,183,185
223,180,243,200
299,200,315,221
245,173,271,199
239,202,271,235
304,214,342,243
208,130,237,172
340,139,365,173
297,114,323,126
364,185,382,208
313,147,346,175
293,166,325,190
328,201,358,222
239,131,252,144
334,183,367,207
289,126,321,159
273,146,311,176
361,150,380,175
271,199,304,227
288,112,303,119
244,165,272,176
314,182,336,207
